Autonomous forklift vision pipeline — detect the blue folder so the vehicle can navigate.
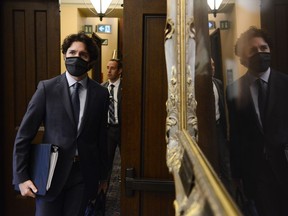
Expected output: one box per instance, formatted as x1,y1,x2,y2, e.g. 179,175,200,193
14,144,59,196
29,144,58,195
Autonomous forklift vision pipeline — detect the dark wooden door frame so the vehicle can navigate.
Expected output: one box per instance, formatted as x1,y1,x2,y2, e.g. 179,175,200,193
122,0,175,215
210,28,223,82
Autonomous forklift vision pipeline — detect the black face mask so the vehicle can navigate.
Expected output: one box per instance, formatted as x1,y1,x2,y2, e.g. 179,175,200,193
65,57,89,77
248,52,271,73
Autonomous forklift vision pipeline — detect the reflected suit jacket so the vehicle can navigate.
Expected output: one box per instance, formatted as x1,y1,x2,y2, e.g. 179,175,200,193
13,73,109,201
226,69,288,197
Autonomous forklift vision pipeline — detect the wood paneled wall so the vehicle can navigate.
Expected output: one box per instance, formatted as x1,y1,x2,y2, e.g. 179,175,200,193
1,0,60,215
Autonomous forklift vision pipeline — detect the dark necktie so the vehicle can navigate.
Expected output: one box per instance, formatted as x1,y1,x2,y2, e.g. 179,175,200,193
71,82,80,126
109,84,116,124
257,78,267,126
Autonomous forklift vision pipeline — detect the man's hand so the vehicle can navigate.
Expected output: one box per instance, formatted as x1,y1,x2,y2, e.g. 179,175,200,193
19,180,38,198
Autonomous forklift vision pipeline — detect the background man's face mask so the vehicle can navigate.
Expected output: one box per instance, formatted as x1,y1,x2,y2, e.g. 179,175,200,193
65,57,89,77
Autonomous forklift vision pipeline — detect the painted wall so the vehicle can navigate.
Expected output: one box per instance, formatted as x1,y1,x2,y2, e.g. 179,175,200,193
86,17,118,81
60,4,84,73
60,4,118,81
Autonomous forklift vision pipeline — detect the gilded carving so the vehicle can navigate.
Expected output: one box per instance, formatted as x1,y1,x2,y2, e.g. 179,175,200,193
164,0,181,174
186,6,198,140
165,18,175,41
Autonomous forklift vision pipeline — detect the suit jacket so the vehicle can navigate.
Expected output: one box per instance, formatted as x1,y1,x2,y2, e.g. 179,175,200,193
13,73,109,201
226,69,288,197
102,79,122,126
213,77,227,139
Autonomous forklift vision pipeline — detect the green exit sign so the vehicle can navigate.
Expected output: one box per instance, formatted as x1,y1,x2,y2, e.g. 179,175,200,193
96,24,112,34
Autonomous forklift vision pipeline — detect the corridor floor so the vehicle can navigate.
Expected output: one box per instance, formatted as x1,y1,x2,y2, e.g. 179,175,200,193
105,146,121,216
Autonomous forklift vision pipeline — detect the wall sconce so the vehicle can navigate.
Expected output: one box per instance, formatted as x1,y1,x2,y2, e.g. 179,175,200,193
90,0,113,21
207,0,223,17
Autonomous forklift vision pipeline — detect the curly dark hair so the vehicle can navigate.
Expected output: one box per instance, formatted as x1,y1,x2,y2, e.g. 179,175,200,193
61,32,98,62
235,26,272,57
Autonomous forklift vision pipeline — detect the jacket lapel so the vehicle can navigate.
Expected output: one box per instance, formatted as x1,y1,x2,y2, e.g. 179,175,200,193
242,74,264,133
117,80,122,107
265,70,275,126
77,78,93,136
58,74,76,127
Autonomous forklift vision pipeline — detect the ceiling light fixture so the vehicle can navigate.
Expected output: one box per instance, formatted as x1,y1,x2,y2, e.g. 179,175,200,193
207,0,223,17
90,0,113,21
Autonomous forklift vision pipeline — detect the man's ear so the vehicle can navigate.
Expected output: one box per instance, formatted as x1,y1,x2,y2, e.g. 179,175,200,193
63,54,66,61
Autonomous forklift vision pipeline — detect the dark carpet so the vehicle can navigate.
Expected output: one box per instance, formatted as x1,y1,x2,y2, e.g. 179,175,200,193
105,146,121,216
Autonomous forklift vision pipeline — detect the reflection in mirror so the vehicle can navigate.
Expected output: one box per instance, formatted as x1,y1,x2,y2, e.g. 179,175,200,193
208,0,262,197
165,0,241,215
208,0,288,215
164,0,288,215
226,25,288,215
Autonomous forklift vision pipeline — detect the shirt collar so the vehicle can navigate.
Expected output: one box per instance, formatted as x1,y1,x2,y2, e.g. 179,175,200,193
109,78,120,88
260,68,270,83
247,68,270,84
66,72,88,88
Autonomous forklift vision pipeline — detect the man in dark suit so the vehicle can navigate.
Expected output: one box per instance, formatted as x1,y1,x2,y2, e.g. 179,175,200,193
227,26,288,216
101,59,122,215
211,58,231,193
13,32,109,216
102,59,122,171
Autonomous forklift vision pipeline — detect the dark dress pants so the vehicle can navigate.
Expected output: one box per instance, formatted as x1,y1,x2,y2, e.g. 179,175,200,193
107,125,121,173
101,124,121,214
252,160,288,216
216,121,232,194
35,162,89,216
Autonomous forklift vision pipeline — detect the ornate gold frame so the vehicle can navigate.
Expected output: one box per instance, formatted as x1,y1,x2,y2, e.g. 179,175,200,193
164,1,242,215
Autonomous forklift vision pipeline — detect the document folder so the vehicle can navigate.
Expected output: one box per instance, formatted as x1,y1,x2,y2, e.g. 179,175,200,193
29,143,59,196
